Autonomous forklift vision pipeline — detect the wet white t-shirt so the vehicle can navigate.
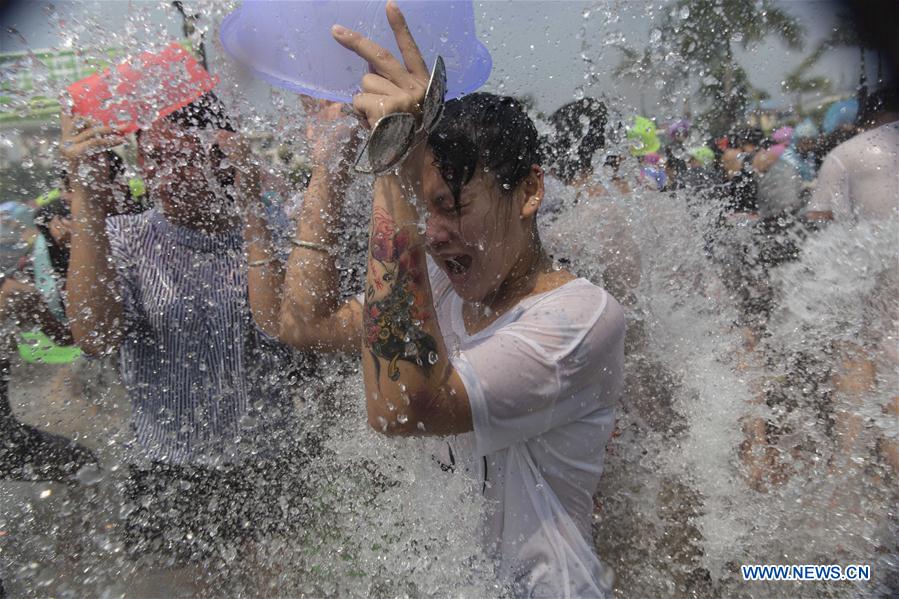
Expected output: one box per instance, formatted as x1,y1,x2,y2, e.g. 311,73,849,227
429,259,625,598
806,120,899,223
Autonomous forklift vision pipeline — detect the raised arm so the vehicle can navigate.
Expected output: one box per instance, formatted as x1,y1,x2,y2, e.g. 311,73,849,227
244,193,283,337
278,99,363,353
360,171,472,435
61,112,128,356
333,1,472,436
216,131,284,338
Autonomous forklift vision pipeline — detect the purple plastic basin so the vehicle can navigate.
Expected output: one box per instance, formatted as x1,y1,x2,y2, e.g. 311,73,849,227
220,0,492,101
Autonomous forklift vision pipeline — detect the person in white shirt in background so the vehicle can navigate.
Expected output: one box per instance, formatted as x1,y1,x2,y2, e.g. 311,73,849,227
805,88,899,225
803,87,899,482
540,97,642,307
271,3,625,596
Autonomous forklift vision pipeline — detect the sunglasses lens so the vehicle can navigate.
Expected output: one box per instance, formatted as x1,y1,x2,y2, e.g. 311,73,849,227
353,56,446,175
421,56,447,133
367,113,416,174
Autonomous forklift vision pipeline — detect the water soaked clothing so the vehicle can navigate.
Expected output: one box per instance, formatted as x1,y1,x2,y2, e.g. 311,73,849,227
429,259,625,597
123,438,316,563
806,120,899,223
106,209,293,465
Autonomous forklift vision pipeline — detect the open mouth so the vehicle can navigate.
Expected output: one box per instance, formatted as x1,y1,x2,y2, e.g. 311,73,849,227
443,255,473,277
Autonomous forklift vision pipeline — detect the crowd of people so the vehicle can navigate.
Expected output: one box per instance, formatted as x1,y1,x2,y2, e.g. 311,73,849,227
540,86,898,481
0,1,896,596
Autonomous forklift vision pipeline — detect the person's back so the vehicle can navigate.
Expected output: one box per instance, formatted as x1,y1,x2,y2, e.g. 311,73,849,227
542,98,643,303
806,120,899,223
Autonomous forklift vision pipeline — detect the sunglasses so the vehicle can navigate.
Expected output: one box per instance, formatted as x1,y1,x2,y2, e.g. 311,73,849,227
355,56,447,176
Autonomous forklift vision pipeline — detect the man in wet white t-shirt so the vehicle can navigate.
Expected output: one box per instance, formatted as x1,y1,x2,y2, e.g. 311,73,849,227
802,88,899,479
805,90,899,224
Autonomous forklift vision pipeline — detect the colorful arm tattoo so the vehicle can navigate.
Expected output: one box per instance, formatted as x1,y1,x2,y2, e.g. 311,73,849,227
364,206,438,381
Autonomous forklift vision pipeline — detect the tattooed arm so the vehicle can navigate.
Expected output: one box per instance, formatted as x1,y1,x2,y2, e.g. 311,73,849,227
361,162,472,436
332,1,473,435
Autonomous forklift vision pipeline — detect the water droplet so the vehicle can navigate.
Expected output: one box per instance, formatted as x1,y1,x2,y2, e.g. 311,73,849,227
650,28,662,43
75,464,104,486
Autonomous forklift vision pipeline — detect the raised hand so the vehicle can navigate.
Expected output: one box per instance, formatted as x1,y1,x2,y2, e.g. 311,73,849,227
331,0,430,130
59,110,128,216
300,95,360,170
60,112,124,158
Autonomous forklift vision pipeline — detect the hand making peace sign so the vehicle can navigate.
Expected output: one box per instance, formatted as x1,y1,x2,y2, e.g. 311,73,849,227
331,0,430,130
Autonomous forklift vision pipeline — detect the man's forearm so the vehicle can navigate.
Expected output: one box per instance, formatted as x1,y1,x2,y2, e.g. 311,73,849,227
279,164,349,348
65,195,123,355
246,217,284,337
243,170,285,338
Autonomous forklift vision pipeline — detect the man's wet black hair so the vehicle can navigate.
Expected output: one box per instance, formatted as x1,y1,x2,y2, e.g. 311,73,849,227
543,97,608,184
428,93,541,206
135,92,233,139
165,92,234,132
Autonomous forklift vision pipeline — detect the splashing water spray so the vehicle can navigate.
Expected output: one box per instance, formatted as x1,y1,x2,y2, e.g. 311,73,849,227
0,0,895,596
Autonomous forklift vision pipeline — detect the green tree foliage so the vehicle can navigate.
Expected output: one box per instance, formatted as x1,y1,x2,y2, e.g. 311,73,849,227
615,0,804,135
782,11,872,113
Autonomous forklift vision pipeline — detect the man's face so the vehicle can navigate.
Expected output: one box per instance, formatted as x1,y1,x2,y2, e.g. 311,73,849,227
419,150,536,304
137,121,235,222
